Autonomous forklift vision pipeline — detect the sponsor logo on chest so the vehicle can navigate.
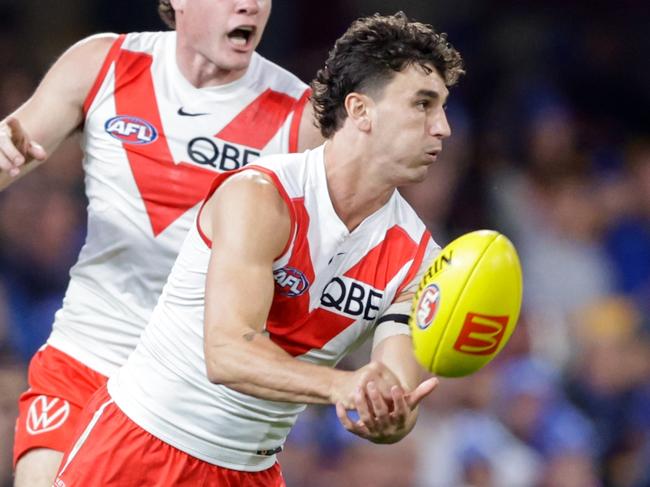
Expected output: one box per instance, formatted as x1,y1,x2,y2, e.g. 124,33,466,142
320,276,384,321
187,136,260,171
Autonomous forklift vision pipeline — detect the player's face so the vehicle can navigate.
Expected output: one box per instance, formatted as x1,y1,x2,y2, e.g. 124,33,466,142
175,0,271,73
368,64,451,184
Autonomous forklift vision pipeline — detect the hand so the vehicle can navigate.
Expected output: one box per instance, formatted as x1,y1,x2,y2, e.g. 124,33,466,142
0,117,47,177
330,361,403,410
336,377,439,444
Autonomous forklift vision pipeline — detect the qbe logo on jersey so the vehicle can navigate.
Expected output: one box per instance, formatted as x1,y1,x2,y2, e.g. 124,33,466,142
105,115,158,145
26,395,71,435
415,284,440,330
320,276,384,321
453,312,509,355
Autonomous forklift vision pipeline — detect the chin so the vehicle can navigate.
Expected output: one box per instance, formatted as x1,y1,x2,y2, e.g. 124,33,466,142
412,165,431,182
211,49,254,72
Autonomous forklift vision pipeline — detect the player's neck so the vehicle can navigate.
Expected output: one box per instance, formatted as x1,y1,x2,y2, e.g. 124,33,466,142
175,46,248,88
324,140,395,232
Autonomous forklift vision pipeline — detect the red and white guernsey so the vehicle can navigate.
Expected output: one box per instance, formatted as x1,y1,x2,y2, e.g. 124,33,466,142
108,145,439,471
47,32,310,376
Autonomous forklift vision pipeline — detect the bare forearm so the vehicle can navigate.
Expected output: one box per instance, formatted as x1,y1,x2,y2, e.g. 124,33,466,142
205,329,347,404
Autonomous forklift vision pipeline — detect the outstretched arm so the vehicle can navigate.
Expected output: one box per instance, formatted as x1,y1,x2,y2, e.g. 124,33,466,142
0,33,117,189
201,171,402,408
336,244,442,443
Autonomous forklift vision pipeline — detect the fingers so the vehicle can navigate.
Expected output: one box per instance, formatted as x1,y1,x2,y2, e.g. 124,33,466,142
389,385,408,427
0,117,45,176
405,377,439,409
356,383,390,432
0,126,25,174
336,401,370,438
27,140,47,161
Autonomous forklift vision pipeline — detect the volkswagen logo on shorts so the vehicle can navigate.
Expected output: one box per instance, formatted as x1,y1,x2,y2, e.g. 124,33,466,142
105,115,158,144
273,267,309,297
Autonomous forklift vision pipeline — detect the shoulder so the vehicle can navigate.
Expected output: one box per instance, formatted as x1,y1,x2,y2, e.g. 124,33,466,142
117,30,172,53
213,168,289,217
201,168,292,249
66,33,121,62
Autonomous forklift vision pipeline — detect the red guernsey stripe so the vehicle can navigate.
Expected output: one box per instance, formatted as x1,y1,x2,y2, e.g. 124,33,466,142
345,226,417,290
269,308,354,357
267,198,314,329
114,50,216,236
215,89,297,150
288,88,311,153
83,34,125,115
395,230,432,296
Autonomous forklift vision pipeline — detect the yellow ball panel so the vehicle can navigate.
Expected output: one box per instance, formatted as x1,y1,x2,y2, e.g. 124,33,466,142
409,231,522,377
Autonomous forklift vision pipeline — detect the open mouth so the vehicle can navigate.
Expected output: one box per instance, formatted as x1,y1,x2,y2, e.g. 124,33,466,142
227,26,255,48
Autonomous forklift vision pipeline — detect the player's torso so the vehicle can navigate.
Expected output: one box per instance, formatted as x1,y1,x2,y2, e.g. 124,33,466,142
266,147,430,364
49,31,308,375
110,147,430,469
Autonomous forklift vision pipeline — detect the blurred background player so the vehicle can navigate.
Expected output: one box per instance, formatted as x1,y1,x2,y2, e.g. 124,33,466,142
53,12,463,486
0,0,323,485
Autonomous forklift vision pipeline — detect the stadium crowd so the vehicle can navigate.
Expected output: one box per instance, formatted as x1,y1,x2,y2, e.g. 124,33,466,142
0,1,648,486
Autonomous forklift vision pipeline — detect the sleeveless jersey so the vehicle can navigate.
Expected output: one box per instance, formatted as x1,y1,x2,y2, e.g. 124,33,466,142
47,31,310,376
108,145,439,471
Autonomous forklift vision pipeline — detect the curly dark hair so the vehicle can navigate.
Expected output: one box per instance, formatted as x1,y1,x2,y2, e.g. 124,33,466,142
311,12,464,138
158,0,175,29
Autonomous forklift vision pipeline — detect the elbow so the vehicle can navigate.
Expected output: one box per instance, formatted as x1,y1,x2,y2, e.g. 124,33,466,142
204,345,235,385
205,360,226,385
205,355,238,386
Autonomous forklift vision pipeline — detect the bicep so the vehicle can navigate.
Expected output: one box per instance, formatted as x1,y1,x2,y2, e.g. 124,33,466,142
203,172,291,344
12,34,118,154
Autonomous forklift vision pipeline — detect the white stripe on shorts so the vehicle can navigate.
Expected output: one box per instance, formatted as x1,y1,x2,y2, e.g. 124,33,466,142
56,398,115,478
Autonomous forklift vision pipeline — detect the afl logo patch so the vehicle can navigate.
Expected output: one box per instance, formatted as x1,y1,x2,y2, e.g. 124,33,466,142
415,284,440,330
26,396,71,435
105,115,158,144
273,267,309,297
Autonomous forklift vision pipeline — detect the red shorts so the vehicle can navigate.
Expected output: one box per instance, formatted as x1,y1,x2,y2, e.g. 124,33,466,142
14,345,107,466
55,385,286,486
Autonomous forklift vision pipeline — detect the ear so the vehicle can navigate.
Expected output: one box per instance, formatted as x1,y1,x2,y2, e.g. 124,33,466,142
344,92,373,132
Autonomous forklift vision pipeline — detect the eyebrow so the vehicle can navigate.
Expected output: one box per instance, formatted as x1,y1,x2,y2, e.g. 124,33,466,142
414,89,449,103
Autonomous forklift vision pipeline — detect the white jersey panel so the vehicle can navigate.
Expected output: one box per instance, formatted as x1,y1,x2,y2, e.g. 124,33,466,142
48,31,308,375
110,145,436,470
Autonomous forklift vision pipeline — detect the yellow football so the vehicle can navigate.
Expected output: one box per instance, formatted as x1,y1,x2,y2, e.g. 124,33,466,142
409,230,523,377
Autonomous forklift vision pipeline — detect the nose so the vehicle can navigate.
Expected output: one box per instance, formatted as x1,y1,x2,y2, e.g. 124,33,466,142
429,109,451,139
235,0,260,15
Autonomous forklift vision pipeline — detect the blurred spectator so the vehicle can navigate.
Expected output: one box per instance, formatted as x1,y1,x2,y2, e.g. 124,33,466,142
495,357,597,461
0,362,27,487
488,92,616,369
412,366,543,487
602,139,650,309
568,297,650,487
